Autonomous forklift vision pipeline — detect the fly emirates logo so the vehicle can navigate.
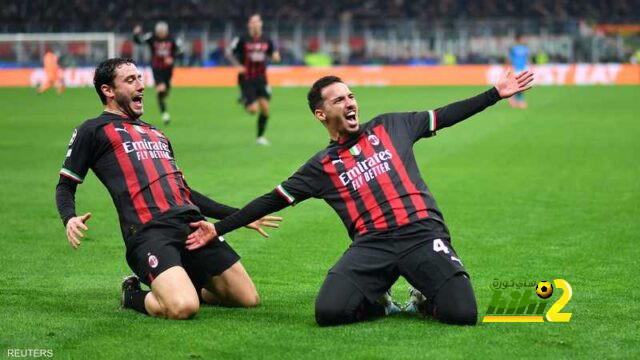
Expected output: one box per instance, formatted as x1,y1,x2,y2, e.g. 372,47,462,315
122,139,172,161
338,149,393,191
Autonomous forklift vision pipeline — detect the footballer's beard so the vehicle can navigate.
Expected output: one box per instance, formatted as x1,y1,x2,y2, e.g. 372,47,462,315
334,117,360,140
115,92,143,119
340,111,360,136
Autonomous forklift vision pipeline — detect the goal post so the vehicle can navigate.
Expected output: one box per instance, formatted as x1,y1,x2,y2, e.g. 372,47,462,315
0,32,116,66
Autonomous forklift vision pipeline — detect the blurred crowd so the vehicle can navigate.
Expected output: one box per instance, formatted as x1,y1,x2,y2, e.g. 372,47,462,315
1,0,638,32
1,0,638,66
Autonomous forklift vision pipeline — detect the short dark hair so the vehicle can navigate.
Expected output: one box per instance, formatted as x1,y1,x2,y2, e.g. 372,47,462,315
93,57,135,105
307,76,343,114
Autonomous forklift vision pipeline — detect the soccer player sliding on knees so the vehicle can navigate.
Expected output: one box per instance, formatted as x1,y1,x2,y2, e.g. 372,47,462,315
56,58,281,320
187,70,534,326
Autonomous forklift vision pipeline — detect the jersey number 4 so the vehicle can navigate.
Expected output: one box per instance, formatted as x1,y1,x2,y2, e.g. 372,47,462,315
433,238,463,266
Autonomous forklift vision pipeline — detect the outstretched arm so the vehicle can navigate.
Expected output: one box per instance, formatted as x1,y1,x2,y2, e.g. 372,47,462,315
188,188,282,239
190,190,239,220
435,70,534,130
186,159,322,250
186,191,288,250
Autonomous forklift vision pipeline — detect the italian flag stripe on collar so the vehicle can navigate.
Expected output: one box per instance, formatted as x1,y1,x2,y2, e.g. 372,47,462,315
60,168,83,183
428,110,437,133
275,184,295,204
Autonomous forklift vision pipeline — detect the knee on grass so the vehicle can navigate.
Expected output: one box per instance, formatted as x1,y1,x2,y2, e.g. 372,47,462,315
436,303,477,326
431,274,478,326
315,302,349,326
163,296,200,320
315,296,361,326
201,287,260,308
235,290,261,308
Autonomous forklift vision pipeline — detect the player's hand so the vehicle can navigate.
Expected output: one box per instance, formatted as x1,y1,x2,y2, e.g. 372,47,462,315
165,56,174,66
66,212,91,249
237,66,245,74
186,220,217,251
245,216,283,238
495,69,534,98
272,51,281,63
133,25,142,34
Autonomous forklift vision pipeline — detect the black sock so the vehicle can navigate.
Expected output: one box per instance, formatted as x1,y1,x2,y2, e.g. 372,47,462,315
158,92,167,113
124,289,149,315
257,113,268,137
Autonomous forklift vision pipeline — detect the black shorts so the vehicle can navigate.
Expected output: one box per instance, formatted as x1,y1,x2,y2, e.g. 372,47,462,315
152,67,173,88
125,210,240,289
329,234,468,303
239,74,271,106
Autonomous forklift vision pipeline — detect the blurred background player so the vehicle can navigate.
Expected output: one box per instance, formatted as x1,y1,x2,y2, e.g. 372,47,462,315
226,14,281,146
507,33,530,109
133,21,182,125
38,49,64,95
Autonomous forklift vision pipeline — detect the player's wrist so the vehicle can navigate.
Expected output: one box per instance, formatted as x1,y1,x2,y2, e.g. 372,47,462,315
62,214,77,227
490,86,503,99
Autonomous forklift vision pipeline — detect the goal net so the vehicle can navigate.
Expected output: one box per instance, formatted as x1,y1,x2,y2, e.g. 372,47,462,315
0,32,158,88
0,32,116,67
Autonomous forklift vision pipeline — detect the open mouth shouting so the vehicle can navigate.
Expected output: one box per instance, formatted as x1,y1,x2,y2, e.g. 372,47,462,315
131,93,144,111
345,109,358,129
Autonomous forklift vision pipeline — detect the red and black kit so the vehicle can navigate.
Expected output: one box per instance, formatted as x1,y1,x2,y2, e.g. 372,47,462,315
59,112,196,237
230,35,275,80
215,87,502,242
212,87,502,312
133,32,181,87
230,35,276,105
56,112,240,286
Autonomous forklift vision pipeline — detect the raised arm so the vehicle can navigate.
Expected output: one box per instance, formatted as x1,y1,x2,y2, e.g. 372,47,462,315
435,70,534,131
132,25,152,45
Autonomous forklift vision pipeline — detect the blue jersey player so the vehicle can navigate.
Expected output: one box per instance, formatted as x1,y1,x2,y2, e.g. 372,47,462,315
508,34,530,109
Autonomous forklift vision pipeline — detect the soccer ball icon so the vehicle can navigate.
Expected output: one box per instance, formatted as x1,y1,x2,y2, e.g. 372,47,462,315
536,281,553,299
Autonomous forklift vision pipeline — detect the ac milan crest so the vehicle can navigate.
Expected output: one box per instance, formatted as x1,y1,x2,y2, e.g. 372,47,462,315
148,254,159,268
368,134,380,146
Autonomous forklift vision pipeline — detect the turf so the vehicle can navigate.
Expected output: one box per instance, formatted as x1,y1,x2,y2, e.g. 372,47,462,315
0,84,638,359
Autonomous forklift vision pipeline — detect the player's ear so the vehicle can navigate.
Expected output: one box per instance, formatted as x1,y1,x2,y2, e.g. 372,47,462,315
100,84,114,102
314,108,326,122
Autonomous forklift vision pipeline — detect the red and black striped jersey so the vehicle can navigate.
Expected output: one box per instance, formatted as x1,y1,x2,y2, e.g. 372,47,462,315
212,87,502,240
60,112,196,238
134,33,181,69
230,35,275,80
275,110,444,240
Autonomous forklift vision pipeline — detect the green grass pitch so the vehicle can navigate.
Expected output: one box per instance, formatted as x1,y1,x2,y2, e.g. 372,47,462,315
0,84,638,359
